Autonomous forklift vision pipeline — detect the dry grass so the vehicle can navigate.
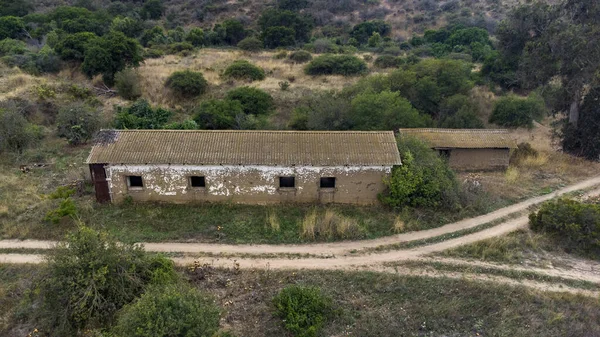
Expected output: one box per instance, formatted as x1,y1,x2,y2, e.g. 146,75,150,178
266,209,280,232
136,49,370,110
392,216,405,233
504,166,520,184
300,208,363,240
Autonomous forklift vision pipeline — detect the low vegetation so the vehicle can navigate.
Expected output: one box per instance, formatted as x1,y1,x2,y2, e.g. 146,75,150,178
273,285,333,337
304,54,367,76
223,60,266,81
165,70,208,99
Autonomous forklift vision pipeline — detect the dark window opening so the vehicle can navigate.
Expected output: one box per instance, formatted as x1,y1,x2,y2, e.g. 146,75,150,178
279,176,295,188
439,149,451,160
320,177,336,189
190,176,206,188
128,176,143,188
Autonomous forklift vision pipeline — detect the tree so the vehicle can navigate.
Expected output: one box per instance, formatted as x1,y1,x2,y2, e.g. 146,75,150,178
222,19,246,45
489,94,545,128
165,70,208,98
289,92,353,130
561,86,600,160
262,26,296,48
0,0,34,17
113,284,221,337
81,31,144,85
194,99,244,129
115,68,142,100
114,99,173,129
226,86,274,116
185,27,205,47
31,226,178,335
54,32,98,62
142,0,164,20
0,16,25,40
110,16,144,38
350,20,391,44
258,9,314,43
56,102,102,145
350,91,430,130
277,0,309,11
438,94,484,129
367,32,381,47
380,136,460,209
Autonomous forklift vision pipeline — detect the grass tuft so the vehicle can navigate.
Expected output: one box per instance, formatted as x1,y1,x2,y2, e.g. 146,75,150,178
266,209,280,232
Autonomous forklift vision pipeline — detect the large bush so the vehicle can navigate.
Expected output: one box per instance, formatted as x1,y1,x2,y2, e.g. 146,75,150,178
289,50,312,63
273,285,332,337
114,284,221,337
226,86,274,116
185,27,205,47
0,16,25,40
438,94,484,129
114,99,173,129
263,26,296,48
193,99,243,129
489,94,545,128
350,91,430,130
237,36,263,52
304,54,367,76
165,70,208,98
56,102,102,145
529,198,600,255
380,136,460,209
31,226,178,335
373,55,400,68
115,68,142,100
223,60,266,81
0,108,41,153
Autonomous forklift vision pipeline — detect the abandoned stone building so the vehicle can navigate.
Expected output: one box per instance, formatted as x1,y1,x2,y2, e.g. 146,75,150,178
87,130,402,204
398,128,516,170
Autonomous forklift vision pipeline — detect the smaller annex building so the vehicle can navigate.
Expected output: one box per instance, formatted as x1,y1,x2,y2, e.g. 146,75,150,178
398,128,516,170
86,130,402,204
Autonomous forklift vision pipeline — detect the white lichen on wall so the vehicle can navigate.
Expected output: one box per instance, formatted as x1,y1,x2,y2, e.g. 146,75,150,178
106,164,392,202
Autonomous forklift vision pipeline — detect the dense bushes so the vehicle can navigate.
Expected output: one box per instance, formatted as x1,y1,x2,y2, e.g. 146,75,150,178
114,284,221,337
350,91,430,130
114,99,173,129
380,136,460,209
305,54,367,76
56,102,102,145
373,55,400,68
194,99,244,129
289,50,312,63
273,285,332,337
529,199,600,256
226,86,274,116
30,226,178,335
489,94,545,128
165,70,208,98
223,60,266,81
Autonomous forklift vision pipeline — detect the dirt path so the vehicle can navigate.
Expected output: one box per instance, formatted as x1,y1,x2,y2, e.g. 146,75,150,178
3,175,600,256
3,177,600,296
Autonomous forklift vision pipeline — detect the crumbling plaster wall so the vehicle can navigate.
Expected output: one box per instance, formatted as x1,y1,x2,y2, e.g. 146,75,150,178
106,165,391,204
447,148,510,170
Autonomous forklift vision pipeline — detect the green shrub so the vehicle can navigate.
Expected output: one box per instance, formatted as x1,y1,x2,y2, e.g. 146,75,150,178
263,26,296,48
226,86,274,115
48,186,76,200
56,102,102,145
185,27,205,47
0,108,41,153
223,60,266,81
0,16,25,40
165,70,208,98
194,99,244,129
273,285,332,337
44,197,77,224
115,68,142,100
529,199,600,255
350,91,430,130
114,99,173,129
0,38,27,56
289,50,312,63
167,42,195,54
30,226,178,335
380,136,460,209
438,94,484,129
373,55,400,68
304,54,368,76
237,36,263,52
113,284,221,337
489,94,545,128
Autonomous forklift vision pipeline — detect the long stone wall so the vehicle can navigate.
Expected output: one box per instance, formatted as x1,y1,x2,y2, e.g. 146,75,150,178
105,164,392,204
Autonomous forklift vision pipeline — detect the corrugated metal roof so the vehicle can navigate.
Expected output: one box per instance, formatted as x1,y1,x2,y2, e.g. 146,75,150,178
398,128,517,149
87,130,402,166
